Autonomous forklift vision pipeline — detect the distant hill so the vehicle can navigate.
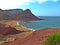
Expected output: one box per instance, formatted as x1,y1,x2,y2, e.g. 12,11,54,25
0,9,42,21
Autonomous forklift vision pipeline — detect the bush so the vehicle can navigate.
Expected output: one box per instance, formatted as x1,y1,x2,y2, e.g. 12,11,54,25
44,32,60,45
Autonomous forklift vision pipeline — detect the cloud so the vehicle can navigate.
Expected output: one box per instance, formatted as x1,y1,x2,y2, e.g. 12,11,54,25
0,0,59,10
37,0,48,3
52,0,59,2
0,0,34,10
37,0,59,3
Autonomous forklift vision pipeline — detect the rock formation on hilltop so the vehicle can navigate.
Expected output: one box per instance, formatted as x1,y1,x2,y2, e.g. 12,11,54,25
0,9,42,21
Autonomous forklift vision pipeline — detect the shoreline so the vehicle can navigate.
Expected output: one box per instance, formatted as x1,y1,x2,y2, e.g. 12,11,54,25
17,21,35,31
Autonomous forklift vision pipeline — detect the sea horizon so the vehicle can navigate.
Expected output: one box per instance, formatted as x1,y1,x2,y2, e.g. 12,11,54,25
19,16,60,30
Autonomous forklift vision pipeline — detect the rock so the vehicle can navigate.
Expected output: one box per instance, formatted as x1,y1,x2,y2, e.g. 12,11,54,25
0,23,21,35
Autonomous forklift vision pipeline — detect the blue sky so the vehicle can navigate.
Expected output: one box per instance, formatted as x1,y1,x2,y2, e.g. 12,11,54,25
0,0,60,16
19,1,60,16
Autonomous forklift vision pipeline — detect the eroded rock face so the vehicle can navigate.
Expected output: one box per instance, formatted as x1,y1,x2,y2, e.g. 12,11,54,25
0,23,21,35
0,23,23,45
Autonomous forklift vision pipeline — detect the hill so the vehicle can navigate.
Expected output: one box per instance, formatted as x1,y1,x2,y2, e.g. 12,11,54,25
15,9,41,21
0,9,42,21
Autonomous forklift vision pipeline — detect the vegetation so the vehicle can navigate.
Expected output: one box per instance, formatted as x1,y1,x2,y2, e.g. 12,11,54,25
44,32,60,45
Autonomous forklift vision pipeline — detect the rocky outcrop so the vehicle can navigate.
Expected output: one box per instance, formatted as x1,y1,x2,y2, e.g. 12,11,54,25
0,23,22,36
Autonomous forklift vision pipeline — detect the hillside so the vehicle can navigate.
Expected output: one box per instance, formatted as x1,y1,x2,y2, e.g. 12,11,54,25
0,23,33,45
3,28,60,45
15,9,41,21
0,9,42,21
0,23,21,45
0,9,11,20
3,9,23,16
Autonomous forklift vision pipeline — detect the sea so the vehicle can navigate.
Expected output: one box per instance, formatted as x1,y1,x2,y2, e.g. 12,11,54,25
19,16,60,30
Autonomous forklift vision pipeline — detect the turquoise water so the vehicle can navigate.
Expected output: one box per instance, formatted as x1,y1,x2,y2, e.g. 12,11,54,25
19,16,60,30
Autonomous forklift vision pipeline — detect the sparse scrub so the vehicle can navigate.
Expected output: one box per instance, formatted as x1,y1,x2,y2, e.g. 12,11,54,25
44,32,60,45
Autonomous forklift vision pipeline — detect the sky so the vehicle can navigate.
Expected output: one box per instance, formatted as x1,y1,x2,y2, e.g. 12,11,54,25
0,0,60,16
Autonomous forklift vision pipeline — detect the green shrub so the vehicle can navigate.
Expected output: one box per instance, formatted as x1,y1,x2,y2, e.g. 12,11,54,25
44,32,60,45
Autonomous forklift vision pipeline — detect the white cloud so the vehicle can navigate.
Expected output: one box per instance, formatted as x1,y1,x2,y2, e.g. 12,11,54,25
52,0,59,2
0,0,34,10
37,0,48,3
0,0,59,10
37,0,59,3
